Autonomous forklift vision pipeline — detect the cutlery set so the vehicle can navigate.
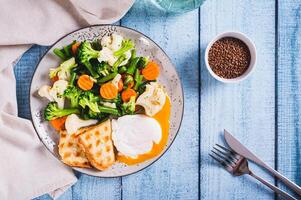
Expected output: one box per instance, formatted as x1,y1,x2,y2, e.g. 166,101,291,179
210,130,301,200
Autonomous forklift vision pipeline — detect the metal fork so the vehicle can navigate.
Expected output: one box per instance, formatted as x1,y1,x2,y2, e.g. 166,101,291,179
210,144,297,200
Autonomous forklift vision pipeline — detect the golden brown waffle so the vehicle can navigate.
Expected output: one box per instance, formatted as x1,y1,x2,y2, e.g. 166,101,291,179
78,120,115,170
58,128,91,168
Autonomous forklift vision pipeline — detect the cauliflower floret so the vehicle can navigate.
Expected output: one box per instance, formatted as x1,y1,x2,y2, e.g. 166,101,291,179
98,34,131,67
65,114,98,134
101,33,124,51
49,57,77,81
111,74,122,88
38,85,53,101
136,82,166,116
97,47,131,67
38,80,68,109
98,47,117,66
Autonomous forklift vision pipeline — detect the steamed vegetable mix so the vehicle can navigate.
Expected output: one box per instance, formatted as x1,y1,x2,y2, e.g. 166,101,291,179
41,33,161,123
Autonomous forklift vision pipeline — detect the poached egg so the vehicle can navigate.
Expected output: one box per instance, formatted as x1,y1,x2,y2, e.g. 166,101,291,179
112,115,162,158
113,97,171,165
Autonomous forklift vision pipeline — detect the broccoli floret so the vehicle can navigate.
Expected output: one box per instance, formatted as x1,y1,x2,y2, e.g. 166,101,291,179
137,56,149,69
95,62,111,77
49,57,77,79
121,96,136,115
99,93,122,106
77,41,100,78
114,39,134,57
44,102,79,121
79,91,100,113
87,109,100,119
63,86,82,108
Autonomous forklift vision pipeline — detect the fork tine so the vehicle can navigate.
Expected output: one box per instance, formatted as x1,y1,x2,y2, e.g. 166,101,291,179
209,153,228,168
213,147,238,164
216,144,234,153
211,149,236,166
215,144,240,160
213,145,239,162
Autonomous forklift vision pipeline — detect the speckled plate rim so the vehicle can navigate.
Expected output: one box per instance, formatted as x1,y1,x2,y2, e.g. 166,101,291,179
29,24,184,178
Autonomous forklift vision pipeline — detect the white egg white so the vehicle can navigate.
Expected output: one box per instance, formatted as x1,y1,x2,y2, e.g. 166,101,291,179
112,115,162,158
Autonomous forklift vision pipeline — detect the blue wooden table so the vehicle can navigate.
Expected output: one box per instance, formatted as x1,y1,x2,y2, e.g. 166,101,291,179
14,0,301,199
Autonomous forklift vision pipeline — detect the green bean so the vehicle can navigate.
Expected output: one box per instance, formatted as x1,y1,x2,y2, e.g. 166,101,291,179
63,41,75,58
126,57,140,75
69,72,77,86
98,72,118,83
113,54,126,72
99,106,120,116
53,48,66,60
133,69,143,91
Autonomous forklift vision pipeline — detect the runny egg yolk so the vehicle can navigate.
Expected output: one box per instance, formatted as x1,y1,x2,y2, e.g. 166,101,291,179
117,97,171,165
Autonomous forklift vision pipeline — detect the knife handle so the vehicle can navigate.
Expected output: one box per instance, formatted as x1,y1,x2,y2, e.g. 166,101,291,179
249,171,296,200
257,161,301,196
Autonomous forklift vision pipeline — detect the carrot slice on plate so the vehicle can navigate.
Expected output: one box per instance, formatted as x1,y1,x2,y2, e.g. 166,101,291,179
77,74,94,91
142,61,160,80
100,82,118,99
121,88,137,102
50,116,67,131
51,75,59,82
71,42,81,55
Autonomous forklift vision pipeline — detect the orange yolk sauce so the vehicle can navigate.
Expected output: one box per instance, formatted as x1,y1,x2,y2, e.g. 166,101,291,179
117,97,171,165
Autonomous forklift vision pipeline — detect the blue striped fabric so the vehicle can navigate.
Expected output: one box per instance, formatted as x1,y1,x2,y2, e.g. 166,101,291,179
13,45,48,119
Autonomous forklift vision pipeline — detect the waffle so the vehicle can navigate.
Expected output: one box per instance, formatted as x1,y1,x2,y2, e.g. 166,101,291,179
78,120,115,170
58,128,91,168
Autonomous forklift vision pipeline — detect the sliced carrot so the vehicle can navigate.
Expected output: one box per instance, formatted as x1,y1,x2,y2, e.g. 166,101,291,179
50,116,67,131
118,79,123,92
142,61,160,80
71,42,81,55
127,81,134,89
100,82,118,99
77,74,94,91
51,75,59,82
121,89,137,102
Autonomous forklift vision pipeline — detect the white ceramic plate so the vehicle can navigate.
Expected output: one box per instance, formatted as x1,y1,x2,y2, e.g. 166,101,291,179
30,25,184,177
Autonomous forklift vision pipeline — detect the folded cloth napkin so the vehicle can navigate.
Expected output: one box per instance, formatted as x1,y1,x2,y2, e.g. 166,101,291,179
0,0,134,199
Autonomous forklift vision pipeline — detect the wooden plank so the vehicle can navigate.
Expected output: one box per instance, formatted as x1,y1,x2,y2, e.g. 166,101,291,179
277,1,301,197
72,173,121,200
120,1,199,200
200,0,275,199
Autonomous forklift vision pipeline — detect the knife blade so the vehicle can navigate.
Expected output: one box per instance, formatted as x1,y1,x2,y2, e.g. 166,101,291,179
224,129,301,196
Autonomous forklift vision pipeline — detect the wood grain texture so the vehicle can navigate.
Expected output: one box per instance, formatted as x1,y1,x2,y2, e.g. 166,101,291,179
200,0,275,199
120,1,199,200
277,1,301,197
20,1,301,199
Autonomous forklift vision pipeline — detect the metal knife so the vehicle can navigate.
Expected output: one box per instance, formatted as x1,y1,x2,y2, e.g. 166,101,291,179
224,129,301,196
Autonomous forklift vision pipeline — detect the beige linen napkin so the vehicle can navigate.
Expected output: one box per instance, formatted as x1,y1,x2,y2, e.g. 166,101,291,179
0,0,134,199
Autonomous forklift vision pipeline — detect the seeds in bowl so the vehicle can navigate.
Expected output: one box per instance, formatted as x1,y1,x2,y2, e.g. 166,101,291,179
208,37,251,79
